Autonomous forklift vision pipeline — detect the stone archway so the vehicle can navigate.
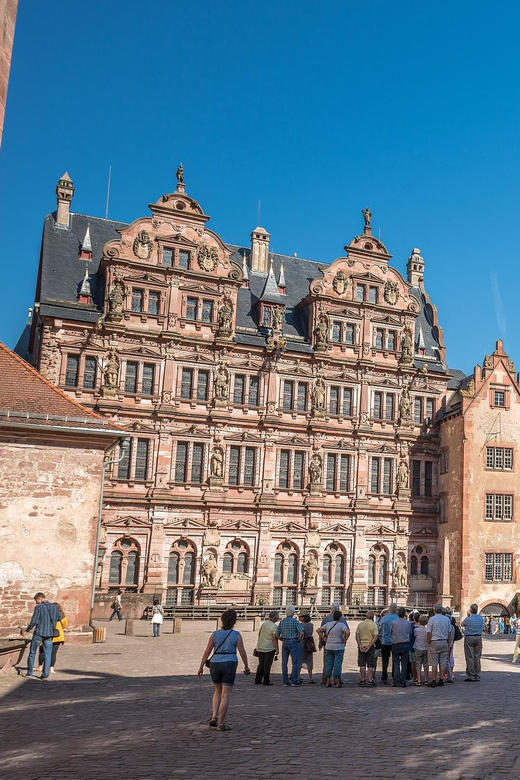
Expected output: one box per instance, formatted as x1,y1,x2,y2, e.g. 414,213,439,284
480,602,509,617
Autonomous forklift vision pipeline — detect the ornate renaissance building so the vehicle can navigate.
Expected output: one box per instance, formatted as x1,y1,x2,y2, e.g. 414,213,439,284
17,168,519,617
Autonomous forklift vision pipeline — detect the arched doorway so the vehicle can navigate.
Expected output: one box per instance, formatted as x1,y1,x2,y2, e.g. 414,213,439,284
480,603,509,617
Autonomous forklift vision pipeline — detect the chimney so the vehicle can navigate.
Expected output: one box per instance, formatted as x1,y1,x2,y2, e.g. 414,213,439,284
250,226,270,273
80,225,93,260
407,247,424,287
56,172,74,228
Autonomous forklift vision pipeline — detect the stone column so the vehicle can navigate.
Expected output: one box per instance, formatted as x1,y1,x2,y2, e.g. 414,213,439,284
440,535,453,608
143,518,166,595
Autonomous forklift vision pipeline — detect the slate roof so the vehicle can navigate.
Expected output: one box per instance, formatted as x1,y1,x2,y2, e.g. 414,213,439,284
0,341,124,435
24,210,446,372
446,369,468,390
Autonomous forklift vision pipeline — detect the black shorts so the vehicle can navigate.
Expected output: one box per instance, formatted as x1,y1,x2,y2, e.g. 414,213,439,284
357,647,376,668
210,660,238,686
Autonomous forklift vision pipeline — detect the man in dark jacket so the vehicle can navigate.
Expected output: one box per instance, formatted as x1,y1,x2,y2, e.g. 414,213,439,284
23,593,62,680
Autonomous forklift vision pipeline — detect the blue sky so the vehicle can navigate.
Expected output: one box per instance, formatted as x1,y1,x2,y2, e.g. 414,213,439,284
1,0,519,373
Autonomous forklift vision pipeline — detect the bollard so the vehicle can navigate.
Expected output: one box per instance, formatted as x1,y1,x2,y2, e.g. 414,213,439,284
253,616,263,632
93,626,106,643
125,619,134,636
172,618,182,634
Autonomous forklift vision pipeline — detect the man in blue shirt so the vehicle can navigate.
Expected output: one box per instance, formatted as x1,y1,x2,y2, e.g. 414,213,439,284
379,603,398,684
276,606,304,686
23,593,62,680
461,603,485,681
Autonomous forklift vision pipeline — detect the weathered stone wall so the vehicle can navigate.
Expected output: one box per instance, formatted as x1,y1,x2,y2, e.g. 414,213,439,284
92,592,155,621
0,436,104,639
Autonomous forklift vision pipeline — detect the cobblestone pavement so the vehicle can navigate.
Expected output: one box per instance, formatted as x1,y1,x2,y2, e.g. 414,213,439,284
1,620,519,780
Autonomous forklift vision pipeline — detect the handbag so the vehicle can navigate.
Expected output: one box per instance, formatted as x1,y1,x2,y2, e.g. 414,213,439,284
453,624,463,642
205,630,233,668
253,648,259,657
304,635,317,653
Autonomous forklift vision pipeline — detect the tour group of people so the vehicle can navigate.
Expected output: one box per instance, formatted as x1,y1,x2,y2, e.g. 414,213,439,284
197,601,491,731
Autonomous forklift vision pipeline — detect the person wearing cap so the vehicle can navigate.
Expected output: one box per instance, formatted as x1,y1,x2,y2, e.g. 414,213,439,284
461,603,484,680
276,606,304,687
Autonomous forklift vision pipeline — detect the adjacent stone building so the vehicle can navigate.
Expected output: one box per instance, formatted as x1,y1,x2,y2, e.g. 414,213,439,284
16,168,520,616
0,341,122,638
0,0,18,151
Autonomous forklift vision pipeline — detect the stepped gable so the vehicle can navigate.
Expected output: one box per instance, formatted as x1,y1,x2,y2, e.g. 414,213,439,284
0,341,124,433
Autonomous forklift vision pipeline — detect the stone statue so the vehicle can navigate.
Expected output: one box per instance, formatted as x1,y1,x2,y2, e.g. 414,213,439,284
210,446,224,478
394,560,407,588
103,352,119,389
272,306,285,332
399,385,412,422
107,281,125,321
312,377,326,412
176,163,184,185
217,297,233,335
309,453,322,484
362,207,372,228
303,556,319,588
397,460,409,489
400,330,414,364
202,554,218,588
214,363,229,401
314,314,328,350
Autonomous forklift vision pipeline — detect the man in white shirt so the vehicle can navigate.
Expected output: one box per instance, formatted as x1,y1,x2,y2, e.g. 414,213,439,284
426,603,454,687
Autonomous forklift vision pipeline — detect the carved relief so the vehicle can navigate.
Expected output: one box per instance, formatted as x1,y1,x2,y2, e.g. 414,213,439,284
399,328,414,365
133,229,153,260
103,351,119,390
107,280,125,323
397,460,409,489
333,270,348,295
312,377,326,413
399,384,412,423
309,453,323,483
393,557,407,588
198,244,218,272
303,555,319,588
217,296,234,337
384,280,400,305
210,445,224,477
313,312,329,351
201,555,218,587
214,363,229,402
306,530,321,548
272,306,285,332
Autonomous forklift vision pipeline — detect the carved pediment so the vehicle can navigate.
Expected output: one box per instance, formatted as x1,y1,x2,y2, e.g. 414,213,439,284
320,522,355,534
123,346,162,358
373,378,400,388
179,282,220,295
365,523,396,536
353,271,382,283
271,520,307,533
223,431,264,443
111,515,150,528
121,272,168,287
219,518,258,531
327,307,361,319
411,527,436,536
166,517,207,530
372,315,402,326
160,234,199,248
276,436,310,446
128,421,156,433
326,439,356,451
175,425,211,439
368,443,398,454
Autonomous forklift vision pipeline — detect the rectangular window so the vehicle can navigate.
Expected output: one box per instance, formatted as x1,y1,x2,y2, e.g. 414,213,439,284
384,394,394,420
135,439,149,481
283,380,294,410
370,458,380,493
125,362,138,394
486,447,513,470
326,454,337,492
387,331,396,351
162,247,173,267
65,355,79,387
342,388,352,416
368,286,378,304
485,553,513,582
243,447,256,486
356,284,364,301
186,298,197,320
201,300,213,323
494,390,505,407
83,356,97,389
297,383,308,411
191,443,204,484
485,494,514,521
330,386,339,415
279,450,290,489
174,442,188,483
345,323,355,344
197,370,209,401
424,461,433,497
131,289,144,312
178,250,190,270
233,374,245,405
441,452,449,474
382,458,392,494
339,454,350,492
414,397,422,424
412,460,421,496
331,322,341,343
375,328,384,349
293,451,304,490
248,376,259,406
228,446,240,486
373,392,382,419
180,368,193,399
142,364,154,395
425,398,434,422
118,438,131,480
261,306,272,327
148,291,159,316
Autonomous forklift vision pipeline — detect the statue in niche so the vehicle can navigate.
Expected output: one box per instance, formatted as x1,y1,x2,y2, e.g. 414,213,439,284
400,329,414,364
272,306,285,332
309,453,322,484
202,555,218,588
314,313,328,350
210,445,224,478
399,385,412,422
362,207,372,228
214,362,229,401
103,352,119,389
303,556,319,588
176,163,185,185
217,296,234,335
312,377,326,412
397,460,409,489
107,281,125,322
394,559,407,588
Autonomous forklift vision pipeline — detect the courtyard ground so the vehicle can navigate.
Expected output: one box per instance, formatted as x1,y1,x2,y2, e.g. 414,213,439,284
0,619,518,780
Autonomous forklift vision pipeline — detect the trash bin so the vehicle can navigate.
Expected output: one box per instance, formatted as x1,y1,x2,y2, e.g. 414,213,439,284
93,627,106,643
